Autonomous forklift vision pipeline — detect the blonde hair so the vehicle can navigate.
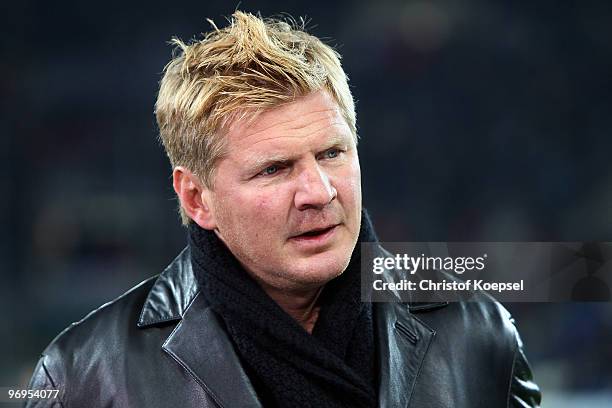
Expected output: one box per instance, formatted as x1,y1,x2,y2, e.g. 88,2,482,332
155,11,356,224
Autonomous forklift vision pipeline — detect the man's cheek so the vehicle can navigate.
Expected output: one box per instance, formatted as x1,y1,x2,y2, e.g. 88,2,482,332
253,187,288,211
254,196,272,211
337,177,361,205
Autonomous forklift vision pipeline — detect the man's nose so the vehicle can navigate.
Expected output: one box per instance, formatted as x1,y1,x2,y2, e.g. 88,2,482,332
294,161,337,210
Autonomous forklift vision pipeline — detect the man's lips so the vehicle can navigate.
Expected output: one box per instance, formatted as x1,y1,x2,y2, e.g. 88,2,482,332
290,224,340,239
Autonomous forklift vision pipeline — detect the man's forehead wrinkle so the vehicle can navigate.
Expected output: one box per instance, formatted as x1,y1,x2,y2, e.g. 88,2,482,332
237,107,340,140
241,121,350,149
284,113,344,133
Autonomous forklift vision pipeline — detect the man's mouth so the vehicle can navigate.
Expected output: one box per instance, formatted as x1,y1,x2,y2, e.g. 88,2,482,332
296,225,336,237
289,224,339,244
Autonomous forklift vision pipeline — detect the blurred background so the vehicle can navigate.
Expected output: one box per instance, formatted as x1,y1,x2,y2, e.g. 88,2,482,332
2,0,612,406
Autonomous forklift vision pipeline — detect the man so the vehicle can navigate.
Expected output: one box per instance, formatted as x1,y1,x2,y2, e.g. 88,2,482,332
26,11,541,407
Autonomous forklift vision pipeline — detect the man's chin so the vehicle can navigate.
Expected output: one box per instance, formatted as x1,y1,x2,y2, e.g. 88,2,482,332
287,249,353,285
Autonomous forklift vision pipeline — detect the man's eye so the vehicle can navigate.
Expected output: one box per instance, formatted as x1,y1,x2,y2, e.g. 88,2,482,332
261,165,279,176
324,149,340,159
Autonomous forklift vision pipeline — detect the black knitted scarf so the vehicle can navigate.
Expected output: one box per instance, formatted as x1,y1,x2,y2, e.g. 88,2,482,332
188,212,378,408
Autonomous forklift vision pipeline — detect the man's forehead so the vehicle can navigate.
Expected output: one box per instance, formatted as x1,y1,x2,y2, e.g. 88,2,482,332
225,91,348,143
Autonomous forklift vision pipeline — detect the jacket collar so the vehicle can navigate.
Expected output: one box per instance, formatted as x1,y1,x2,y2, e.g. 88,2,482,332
138,248,262,407
137,247,198,328
137,245,449,407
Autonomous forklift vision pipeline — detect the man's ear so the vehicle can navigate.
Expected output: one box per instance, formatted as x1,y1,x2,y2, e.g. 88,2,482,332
172,166,217,230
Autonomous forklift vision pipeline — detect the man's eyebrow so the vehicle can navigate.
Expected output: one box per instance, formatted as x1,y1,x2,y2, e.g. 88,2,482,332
245,154,293,170
324,133,352,147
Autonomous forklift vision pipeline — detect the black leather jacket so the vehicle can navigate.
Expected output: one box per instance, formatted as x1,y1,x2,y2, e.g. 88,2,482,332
26,247,541,407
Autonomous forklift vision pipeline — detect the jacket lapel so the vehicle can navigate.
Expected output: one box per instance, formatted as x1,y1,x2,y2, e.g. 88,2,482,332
375,301,437,408
162,292,262,408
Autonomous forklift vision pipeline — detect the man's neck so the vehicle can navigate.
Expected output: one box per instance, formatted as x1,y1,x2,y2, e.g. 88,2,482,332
257,282,324,334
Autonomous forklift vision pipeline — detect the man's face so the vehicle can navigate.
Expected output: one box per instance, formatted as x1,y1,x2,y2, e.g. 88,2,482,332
206,90,362,291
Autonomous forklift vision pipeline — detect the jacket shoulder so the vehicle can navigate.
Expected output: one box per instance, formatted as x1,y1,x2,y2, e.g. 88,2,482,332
411,293,541,407
27,248,198,407
25,276,158,407
42,246,195,358
46,277,156,361
46,274,158,353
